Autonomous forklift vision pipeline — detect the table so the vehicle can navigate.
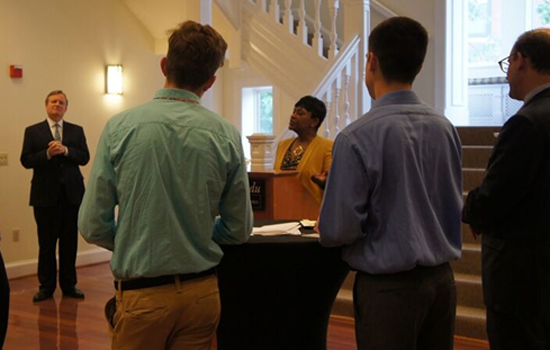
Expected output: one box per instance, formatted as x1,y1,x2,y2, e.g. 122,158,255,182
217,229,349,350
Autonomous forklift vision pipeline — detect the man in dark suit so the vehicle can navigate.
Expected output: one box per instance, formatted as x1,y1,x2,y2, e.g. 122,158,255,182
463,29,550,350
21,90,90,302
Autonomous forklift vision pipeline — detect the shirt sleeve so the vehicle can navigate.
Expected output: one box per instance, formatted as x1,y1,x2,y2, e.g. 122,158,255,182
78,124,118,251
462,115,542,230
318,133,370,247
20,127,49,168
213,139,253,245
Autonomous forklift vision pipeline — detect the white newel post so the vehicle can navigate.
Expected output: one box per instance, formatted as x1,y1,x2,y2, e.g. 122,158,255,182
247,134,277,171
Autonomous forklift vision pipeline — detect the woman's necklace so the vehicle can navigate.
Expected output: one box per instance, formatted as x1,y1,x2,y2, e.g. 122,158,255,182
293,145,305,157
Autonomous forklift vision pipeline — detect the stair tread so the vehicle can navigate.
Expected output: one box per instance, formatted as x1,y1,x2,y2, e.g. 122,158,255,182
462,243,481,251
457,305,486,320
454,273,482,283
336,288,352,299
462,145,494,150
463,168,487,172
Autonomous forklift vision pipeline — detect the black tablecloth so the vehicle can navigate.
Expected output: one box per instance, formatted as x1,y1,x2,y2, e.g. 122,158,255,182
217,231,349,350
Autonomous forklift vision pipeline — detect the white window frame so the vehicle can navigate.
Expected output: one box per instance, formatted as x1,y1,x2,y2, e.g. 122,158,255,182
437,0,550,126
241,86,274,158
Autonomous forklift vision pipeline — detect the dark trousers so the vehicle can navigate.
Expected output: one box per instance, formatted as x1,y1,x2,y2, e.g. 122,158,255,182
0,251,9,349
487,308,550,350
33,187,79,293
354,263,456,350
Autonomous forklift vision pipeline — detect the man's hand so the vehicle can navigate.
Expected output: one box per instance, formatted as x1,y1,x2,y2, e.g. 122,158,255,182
47,141,67,157
468,225,482,241
314,215,320,233
311,171,329,190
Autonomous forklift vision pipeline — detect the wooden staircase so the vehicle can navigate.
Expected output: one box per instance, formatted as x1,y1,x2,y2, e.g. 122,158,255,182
331,126,501,341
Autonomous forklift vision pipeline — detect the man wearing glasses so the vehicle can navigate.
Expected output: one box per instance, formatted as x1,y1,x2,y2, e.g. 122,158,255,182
463,28,550,350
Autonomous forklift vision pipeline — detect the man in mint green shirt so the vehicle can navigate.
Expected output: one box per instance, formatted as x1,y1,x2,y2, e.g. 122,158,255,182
79,21,252,350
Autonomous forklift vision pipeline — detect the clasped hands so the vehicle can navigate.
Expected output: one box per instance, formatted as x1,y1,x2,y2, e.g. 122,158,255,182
47,140,67,158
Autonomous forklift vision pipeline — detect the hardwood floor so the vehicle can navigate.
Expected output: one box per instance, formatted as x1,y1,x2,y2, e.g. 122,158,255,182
4,263,489,350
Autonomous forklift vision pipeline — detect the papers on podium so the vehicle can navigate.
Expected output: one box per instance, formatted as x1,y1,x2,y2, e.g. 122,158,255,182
252,222,301,236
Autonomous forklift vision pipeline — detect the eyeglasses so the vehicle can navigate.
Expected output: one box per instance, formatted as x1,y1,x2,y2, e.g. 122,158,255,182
498,56,510,73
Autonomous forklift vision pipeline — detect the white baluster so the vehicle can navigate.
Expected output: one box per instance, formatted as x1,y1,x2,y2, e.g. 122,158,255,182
283,0,294,34
324,90,332,139
333,75,342,134
328,0,339,59
342,63,351,127
269,0,281,24
313,0,323,58
297,0,308,45
259,0,267,12
342,0,371,115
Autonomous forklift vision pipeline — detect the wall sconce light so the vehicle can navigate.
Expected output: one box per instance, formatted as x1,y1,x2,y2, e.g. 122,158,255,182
106,65,123,95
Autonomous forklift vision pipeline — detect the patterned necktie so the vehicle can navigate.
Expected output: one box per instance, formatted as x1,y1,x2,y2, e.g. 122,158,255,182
54,123,61,141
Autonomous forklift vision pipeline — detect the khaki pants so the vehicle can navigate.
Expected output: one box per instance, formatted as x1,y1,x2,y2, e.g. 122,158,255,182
106,275,220,350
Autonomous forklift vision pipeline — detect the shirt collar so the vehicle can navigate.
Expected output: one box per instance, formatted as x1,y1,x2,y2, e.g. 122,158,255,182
524,83,550,104
371,90,422,109
154,88,201,104
46,118,63,128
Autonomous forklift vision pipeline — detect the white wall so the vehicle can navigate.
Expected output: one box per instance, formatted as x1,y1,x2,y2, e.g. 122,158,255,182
369,0,438,108
0,0,165,271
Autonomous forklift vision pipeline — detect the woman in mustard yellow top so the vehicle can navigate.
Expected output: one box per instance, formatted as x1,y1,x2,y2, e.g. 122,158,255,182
274,96,333,204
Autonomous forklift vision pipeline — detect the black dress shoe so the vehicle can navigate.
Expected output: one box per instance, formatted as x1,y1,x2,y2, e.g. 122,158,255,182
32,290,53,303
62,287,85,299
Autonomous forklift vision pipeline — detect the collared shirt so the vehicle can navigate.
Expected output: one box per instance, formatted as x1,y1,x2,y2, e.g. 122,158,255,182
46,118,63,141
79,88,253,279
319,90,463,274
524,82,550,104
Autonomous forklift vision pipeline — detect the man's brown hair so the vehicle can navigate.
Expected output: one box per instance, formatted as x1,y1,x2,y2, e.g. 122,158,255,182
165,20,228,89
368,17,428,84
45,90,69,107
512,28,550,74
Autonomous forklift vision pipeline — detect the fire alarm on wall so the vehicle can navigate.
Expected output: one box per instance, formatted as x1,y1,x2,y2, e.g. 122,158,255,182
10,65,23,78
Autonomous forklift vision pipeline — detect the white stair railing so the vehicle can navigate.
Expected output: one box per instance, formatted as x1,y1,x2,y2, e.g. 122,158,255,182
312,36,362,139
241,0,370,140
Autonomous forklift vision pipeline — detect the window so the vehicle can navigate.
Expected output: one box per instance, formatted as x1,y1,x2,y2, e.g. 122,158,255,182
257,88,273,134
468,0,499,67
241,86,274,158
445,0,550,126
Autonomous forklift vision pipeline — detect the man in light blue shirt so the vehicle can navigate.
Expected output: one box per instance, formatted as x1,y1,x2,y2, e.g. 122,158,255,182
79,21,252,350
318,17,462,350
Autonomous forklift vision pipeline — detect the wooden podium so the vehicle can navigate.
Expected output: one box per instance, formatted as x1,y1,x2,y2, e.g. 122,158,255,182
248,170,320,220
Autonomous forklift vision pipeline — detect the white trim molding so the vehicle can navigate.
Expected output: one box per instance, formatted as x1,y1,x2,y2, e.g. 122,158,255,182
6,248,112,280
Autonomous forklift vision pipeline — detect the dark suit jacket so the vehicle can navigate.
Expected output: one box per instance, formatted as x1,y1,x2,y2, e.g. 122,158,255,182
462,87,550,316
20,119,90,207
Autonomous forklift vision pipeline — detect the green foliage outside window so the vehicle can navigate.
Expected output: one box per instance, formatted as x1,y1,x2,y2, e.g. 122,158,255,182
537,0,550,25
258,91,273,134
469,38,501,64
